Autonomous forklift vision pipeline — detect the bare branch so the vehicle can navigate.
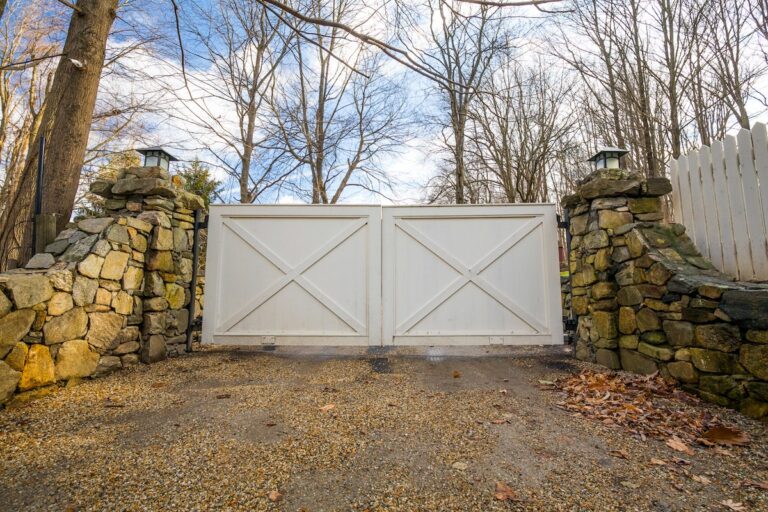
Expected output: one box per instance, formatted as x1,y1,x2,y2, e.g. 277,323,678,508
0,52,66,71
55,0,82,13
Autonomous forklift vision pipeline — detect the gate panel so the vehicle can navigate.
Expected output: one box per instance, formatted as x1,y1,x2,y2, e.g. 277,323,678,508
202,205,381,345
382,206,563,345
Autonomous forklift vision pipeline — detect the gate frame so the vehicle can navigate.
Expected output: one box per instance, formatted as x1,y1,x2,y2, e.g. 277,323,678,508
202,204,563,346
202,204,382,346
382,205,563,346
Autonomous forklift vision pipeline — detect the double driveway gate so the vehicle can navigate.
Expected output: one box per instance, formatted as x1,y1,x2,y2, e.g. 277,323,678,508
202,205,563,346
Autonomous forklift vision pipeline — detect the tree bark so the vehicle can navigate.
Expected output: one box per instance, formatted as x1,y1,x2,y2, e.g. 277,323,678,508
0,0,118,268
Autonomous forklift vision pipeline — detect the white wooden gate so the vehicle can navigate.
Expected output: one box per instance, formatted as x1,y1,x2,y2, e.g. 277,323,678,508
382,206,562,345
202,206,381,345
203,205,562,346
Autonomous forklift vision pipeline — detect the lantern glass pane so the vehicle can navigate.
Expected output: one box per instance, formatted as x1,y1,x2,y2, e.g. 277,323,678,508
145,155,159,167
159,158,169,170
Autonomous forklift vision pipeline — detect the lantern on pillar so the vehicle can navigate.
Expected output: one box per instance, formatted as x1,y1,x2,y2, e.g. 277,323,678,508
588,147,628,170
136,147,179,171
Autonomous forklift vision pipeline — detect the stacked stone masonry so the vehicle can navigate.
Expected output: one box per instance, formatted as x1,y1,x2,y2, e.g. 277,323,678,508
0,166,206,406
563,168,768,419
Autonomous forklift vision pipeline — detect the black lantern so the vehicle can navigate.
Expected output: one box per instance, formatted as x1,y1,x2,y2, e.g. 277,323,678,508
136,147,179,171
588,147,628,170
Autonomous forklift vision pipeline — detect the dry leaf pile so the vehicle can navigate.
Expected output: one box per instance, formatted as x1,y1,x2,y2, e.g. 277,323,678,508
553,370,750,450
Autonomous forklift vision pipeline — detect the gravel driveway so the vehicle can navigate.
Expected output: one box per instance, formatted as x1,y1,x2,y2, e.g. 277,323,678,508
1,346,766,511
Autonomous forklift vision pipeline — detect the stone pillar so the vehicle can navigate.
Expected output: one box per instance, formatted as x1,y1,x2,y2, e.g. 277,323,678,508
92,166,205,362
561,169,673,368
561,167,768,418
0,165,206,406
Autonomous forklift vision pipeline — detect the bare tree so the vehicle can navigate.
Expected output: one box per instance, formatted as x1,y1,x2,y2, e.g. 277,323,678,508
0,4,59,266
270,0,409,203
647,0,697,159
402,0,507,203
0,0,118,269
752,0,768,64
466,59,578,203
554,0,627,152
173,0,295,203
702,0,765,129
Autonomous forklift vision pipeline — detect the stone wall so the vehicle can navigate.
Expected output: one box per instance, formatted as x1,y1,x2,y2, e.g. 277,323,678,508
563,168,768,419
0,166,205,406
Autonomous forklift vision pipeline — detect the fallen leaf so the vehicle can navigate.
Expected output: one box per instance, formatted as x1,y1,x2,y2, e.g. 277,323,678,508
552,370,724,448
671,457,692,465
609,449,630,459
151,382,167,389
621,481,640,489
493,482,518,501
319,404,336,412
714,447,735,457
104,398,125,408
692,474,711,484
452,462,468,470
267,490,282,502
215,393,231,399
666,436,694,456
649,458,667,466
538,379,555,386
721,499,746,511
742,479,768,490
499,389,508,395
491,419,508,425
387,402,398,407
265,422,277,427
702,426,750,446
453,370,461,378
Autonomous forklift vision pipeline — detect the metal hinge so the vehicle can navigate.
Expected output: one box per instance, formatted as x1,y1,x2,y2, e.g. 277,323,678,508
195,210,209,229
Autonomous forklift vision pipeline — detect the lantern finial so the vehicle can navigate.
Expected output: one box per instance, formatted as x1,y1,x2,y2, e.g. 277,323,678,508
588,147,628,170
136,147,179,171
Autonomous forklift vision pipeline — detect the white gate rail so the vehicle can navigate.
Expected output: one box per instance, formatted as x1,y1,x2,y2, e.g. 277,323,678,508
670,123,768,281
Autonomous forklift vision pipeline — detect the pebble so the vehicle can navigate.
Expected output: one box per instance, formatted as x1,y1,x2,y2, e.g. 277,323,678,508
0,348,765,511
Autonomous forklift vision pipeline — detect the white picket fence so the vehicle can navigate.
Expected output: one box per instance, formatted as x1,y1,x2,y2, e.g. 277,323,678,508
669,122,768,282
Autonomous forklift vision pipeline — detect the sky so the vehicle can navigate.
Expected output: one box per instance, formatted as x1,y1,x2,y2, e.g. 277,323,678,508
96,0,768,206
95,0,442,205
98,0,566,206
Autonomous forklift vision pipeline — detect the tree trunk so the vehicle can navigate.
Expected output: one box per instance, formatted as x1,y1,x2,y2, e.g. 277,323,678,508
0,0,118,269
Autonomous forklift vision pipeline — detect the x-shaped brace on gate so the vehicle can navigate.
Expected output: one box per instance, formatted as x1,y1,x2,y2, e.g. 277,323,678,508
217,218,368,334
394,217,547,335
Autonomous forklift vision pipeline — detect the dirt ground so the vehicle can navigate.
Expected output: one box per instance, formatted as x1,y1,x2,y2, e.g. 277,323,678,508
1,345,767,512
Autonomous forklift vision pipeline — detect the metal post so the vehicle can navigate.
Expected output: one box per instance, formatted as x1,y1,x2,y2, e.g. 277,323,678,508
32,136,45,252
563,208,573,273
559,209,578,340
186,209,205,353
